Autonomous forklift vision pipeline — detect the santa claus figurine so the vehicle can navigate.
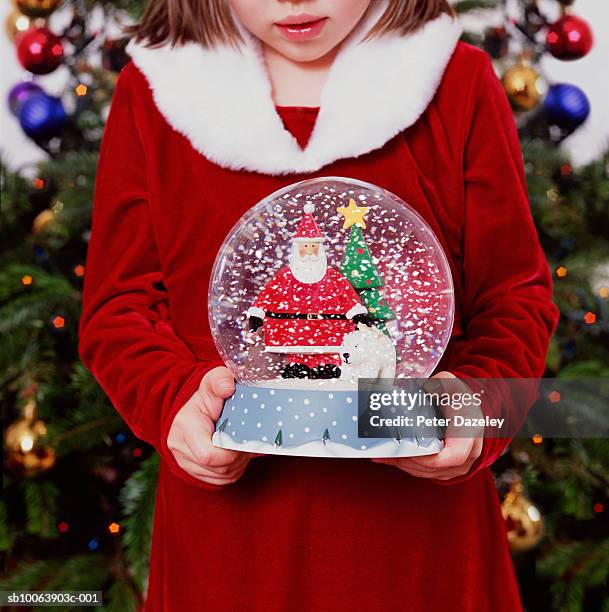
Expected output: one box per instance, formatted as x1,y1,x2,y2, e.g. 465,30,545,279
247,203,371,379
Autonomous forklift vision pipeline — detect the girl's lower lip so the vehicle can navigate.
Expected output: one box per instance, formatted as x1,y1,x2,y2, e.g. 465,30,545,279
275,18,327,42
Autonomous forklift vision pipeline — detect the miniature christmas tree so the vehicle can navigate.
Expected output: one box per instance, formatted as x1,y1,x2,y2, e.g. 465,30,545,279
338,200,396,332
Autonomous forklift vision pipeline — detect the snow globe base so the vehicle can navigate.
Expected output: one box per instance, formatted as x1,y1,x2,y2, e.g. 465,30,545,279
212,382,443,458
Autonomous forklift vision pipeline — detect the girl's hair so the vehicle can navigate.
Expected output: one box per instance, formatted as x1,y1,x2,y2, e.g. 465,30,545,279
127,0,455,48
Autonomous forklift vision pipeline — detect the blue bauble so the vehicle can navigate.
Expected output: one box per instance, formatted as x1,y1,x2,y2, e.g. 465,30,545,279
543,83,590,130
18,93,67,140
7,82,44,116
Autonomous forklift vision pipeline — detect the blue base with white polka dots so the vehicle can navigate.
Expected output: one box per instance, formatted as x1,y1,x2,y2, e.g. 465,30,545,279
212,382,442,458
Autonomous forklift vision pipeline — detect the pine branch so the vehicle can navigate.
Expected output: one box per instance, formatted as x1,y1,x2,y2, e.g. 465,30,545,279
0,500,16,552
104,578,140,612
120,455,159,591
47,415,122,455
539,539,609,611
24,480,59,539
0,559,55,591
41,554,109,593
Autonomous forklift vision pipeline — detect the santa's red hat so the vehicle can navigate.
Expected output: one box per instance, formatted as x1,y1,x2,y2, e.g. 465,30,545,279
293,203,324,243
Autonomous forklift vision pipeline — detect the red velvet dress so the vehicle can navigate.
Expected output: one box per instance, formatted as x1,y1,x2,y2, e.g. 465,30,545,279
79,42,559,611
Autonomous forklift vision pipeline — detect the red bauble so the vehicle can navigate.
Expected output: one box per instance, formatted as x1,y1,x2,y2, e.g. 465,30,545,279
546,14,593,61
16,27,64,75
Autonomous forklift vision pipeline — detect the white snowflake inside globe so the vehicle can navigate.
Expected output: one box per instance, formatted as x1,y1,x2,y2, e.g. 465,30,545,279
209,177,454,458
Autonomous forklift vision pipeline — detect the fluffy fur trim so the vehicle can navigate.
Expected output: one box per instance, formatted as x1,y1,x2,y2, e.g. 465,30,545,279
247,307,266,319
265,346,343,353
346,304,368,319
127,1,461,176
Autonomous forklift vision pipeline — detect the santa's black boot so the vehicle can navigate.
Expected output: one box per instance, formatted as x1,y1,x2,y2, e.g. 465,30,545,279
281,363,312,379
310,363,341,379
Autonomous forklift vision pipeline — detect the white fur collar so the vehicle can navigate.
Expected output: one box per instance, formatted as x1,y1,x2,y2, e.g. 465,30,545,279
126,1,462,176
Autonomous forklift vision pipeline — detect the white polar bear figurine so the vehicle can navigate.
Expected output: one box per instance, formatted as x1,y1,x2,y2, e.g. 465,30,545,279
339,324,397,383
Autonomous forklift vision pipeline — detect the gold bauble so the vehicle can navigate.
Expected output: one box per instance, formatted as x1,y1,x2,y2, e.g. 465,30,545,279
501,479,544,552
501,62,547,112
5,445,56,477
4,400,56,477
32,209,56,234
5,8,34,42
12,0,60,19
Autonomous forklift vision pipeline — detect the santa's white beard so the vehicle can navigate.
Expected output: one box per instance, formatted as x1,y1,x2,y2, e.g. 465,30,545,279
289,244,327,284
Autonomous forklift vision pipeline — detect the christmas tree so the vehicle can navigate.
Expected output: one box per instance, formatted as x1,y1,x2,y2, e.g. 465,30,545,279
338,199,396,332
1,0,153,609
1,0,608,609
457,1,609,609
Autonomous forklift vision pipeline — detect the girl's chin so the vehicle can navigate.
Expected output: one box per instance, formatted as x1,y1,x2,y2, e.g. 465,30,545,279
269,39,338,63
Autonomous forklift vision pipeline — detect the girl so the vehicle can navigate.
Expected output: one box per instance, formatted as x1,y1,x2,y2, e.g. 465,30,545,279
79,0,559,610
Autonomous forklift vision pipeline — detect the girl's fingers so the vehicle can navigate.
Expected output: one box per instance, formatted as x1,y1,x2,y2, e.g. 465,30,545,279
372,436,483,480
174,447,250,480
373,457,473,480
372,458,434,479
202,367,236,400
183,432,250,470
372,457,437,473
406,437,475,469
374,457,455,478
418,372,485,469
198,386,227,422
166,370,257,487
175,456,247,485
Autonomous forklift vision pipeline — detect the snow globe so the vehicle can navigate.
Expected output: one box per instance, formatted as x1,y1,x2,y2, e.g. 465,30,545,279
210,177,454,458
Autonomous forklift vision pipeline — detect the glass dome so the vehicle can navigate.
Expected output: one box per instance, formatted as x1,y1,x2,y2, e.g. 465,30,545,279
208,177,454,388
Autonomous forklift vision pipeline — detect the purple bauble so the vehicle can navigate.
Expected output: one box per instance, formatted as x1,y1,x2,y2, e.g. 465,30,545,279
8,82,44,116
19,93,67,140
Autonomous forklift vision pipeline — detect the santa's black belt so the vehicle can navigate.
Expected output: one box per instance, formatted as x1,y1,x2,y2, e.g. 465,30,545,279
265,311,348,320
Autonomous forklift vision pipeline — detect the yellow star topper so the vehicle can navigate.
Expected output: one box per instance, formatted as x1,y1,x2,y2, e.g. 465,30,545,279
337,198,370,229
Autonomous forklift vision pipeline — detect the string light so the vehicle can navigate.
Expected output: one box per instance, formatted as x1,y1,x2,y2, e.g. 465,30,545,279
583,312,596,325
58,521,69,533
73,264,85,277
600,287,609,299
75,83,88,96
132,447,143,458
555,266,567,278
548,390,560,403
15,15,30,33
88,538,99,551
20,434,34,452
532,434,543,445
594,503,605,514
546,189,559,202
108,522,120,534
52,315,65,329
21,275,33,286
33,177,45,189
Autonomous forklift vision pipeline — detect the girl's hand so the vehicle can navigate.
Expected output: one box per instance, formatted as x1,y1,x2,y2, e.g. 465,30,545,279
372,372,484,481
167,366,260,486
